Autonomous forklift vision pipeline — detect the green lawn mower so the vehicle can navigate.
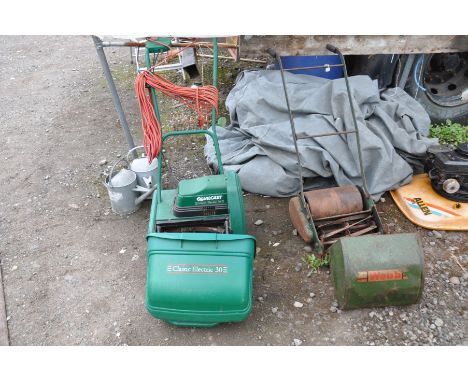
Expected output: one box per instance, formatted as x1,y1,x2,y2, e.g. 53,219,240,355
143,38,256,327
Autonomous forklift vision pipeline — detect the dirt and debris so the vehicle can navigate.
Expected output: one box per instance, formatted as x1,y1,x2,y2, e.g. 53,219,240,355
0,36,466,345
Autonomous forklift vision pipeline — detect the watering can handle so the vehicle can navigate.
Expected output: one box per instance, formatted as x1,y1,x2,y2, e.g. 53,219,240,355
126,145,146,162
108,157,130,188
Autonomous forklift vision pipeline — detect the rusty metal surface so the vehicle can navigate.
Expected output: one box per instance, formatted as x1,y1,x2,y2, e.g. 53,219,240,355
288,196,313,243
239,35,468,57
320,215,373,239
289,186,382,250
101,39,238,50
288,185,385,251
305,185,363,219
316,209,380,248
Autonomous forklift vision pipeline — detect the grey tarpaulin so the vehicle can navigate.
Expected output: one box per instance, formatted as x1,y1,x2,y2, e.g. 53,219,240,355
205,70,437,200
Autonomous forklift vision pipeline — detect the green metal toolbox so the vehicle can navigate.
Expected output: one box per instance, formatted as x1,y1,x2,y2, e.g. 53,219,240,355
330,233,424,309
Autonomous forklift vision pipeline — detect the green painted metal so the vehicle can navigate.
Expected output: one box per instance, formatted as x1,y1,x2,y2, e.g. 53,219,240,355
144,41,164,122
209,39,223,174
211,38,218,135
330,233,424,309
145,38,172,54
143,38,223,175
146,232,255,327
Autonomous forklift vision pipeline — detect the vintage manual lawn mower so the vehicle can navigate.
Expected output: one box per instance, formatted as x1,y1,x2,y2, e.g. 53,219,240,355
136,38,256,327
269,45,424,309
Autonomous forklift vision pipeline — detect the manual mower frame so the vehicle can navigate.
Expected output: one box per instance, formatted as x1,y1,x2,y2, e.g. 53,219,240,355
268,45,384,254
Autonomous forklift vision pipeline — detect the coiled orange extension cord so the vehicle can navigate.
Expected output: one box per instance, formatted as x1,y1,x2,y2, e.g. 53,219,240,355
134,70,218,163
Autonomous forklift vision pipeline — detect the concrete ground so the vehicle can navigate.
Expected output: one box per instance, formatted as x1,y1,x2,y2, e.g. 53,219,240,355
0,35,466,345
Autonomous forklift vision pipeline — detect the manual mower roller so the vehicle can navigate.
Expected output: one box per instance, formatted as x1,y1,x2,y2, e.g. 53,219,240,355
140,38,255,327
269,45,424,310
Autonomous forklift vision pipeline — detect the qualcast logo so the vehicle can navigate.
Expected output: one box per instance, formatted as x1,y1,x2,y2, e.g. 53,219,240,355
196,195,223,202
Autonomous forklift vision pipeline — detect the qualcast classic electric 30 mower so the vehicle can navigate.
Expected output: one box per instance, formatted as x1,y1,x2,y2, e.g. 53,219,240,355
137,38,256,327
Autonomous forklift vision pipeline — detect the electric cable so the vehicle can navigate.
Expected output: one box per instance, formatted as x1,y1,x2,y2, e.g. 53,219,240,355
135,70,218,163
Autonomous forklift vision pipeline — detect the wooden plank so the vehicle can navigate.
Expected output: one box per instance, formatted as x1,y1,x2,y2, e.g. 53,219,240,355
0,263,9,346
239,35,468,58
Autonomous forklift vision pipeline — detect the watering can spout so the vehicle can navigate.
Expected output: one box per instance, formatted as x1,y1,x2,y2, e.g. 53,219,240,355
134,185,157,206
104,149,158,215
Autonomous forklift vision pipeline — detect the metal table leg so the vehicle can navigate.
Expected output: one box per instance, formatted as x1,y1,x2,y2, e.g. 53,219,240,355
92,35,136,155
